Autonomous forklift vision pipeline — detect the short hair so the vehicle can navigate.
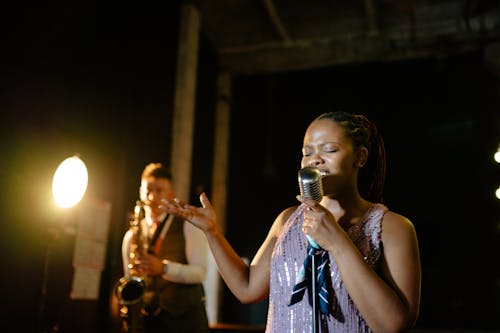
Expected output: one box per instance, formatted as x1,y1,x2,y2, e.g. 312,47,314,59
141,163,172,181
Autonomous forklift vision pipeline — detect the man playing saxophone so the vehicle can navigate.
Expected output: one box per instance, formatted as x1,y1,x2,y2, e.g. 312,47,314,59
120,162,209,333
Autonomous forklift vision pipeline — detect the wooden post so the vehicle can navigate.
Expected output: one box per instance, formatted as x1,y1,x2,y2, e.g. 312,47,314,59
204,71,232,324
170,2,200,202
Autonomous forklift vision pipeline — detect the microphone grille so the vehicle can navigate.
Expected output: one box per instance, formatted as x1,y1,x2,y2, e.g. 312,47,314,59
298,166,323,202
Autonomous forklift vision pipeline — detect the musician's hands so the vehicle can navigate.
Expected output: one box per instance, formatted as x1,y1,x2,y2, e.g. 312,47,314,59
136,253,164,276
160,192,217,234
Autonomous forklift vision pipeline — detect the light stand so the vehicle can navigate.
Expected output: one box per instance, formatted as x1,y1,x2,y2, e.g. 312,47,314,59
38,155,88,333
38,226,61,333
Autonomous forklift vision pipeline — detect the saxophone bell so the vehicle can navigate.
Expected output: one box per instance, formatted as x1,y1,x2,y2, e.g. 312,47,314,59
115,276,145,305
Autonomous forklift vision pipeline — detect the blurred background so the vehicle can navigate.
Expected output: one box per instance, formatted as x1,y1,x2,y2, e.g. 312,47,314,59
1,0,499,332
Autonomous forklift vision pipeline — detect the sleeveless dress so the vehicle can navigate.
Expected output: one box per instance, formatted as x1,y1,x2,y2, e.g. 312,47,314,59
267,203,388,333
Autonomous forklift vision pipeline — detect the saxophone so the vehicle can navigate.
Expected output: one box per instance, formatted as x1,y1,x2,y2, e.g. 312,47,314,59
116,200,148,324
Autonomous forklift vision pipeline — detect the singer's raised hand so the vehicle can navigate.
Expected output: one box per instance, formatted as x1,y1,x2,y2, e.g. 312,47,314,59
161,192,216,233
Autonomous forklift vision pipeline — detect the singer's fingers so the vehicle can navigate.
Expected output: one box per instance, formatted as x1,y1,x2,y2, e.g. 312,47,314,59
199,192,213,209
302,216,316,235
161,197,186,208
297,195,318,208
173,197,187,207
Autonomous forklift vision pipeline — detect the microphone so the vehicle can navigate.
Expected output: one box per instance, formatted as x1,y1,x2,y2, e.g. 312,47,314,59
298,166,323,249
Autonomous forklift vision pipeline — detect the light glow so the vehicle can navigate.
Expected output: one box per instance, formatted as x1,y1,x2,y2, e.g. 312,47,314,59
494,151,500,164
52,156,88,208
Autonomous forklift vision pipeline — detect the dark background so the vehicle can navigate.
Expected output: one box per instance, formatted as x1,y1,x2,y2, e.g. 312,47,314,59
1,1,499,332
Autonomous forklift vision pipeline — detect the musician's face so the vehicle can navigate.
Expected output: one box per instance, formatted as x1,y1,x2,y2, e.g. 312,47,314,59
140,176,174,217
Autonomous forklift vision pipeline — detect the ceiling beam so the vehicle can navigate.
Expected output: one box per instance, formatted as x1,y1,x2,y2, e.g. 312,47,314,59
262,0,292,43
218,34,500,76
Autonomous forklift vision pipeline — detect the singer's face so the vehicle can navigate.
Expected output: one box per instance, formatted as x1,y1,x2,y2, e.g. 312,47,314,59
301,119,358,184
140,177,174,216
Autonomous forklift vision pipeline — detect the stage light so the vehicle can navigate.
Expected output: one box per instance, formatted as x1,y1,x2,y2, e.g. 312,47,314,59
52,155,88,208
39,155,89,332
494,144,500,164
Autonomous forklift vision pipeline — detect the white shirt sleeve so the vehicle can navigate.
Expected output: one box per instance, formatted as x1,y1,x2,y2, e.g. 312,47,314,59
161,221,208,284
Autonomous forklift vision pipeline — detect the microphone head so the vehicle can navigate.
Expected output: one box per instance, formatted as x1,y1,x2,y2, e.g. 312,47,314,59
298,166,323,202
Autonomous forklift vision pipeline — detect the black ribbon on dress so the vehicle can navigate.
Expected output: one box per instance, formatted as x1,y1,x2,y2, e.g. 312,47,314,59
288,243,343,325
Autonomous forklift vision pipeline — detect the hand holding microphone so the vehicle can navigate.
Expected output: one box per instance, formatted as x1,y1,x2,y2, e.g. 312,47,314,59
298,166,324,249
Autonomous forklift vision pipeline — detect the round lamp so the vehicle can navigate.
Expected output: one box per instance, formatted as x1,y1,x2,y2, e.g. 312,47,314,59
52,155,88,208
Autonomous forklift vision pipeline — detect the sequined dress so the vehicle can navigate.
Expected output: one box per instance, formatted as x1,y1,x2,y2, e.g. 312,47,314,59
267,203,387,333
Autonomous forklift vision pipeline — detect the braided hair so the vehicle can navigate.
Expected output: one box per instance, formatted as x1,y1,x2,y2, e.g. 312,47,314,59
316,111,387,203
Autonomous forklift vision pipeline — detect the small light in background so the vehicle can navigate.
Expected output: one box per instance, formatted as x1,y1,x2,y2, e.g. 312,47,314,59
52,155,88,208
494,144,500,164
496,186,500,200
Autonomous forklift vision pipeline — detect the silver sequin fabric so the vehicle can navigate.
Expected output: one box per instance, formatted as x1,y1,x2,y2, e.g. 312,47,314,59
266,203,387,333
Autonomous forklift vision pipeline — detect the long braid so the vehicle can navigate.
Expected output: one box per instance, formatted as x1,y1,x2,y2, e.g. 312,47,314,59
362,116,386,203
316,111,387,203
